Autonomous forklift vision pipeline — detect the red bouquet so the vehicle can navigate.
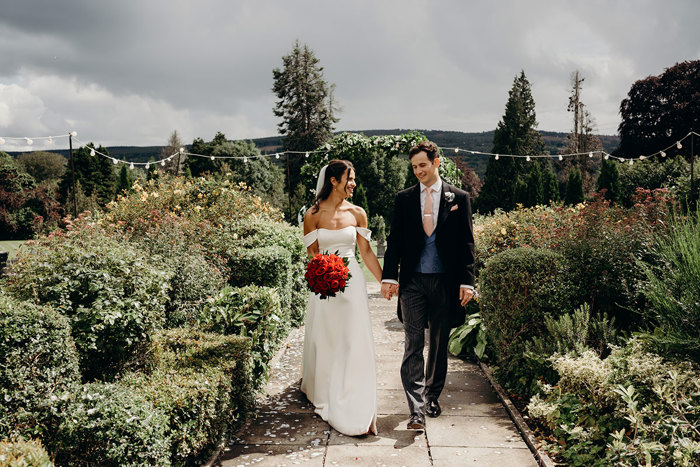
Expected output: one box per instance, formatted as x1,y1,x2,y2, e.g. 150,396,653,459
305,251,352,299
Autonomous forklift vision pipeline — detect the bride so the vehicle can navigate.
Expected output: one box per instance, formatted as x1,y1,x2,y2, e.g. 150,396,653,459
301,159,383,436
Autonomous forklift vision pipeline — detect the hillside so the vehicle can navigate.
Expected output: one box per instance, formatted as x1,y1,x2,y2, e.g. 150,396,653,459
8,129,619,179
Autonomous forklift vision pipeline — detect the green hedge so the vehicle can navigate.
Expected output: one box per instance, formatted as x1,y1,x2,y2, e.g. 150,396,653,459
50,382,172,467
199,285,284,383
0,437,53,467
228,245,293,314
121,328,253,465
0,293,79,440
479,247,576,395
229,218,306,324
3,228,172,381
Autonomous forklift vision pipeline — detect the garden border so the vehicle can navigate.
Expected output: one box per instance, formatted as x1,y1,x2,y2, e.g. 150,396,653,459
478,361,556,467
202,327,301,467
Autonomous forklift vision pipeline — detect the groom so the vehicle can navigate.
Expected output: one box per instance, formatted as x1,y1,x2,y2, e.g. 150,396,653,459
381,140,475,430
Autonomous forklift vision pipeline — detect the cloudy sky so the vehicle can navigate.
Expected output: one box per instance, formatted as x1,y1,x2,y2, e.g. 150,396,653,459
0,0,698,150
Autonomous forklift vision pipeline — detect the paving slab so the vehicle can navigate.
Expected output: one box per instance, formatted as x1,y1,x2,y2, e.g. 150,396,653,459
431,446,538,466
218,282,537,466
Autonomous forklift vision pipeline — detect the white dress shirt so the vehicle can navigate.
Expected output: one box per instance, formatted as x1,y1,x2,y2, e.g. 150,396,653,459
382,177,474,291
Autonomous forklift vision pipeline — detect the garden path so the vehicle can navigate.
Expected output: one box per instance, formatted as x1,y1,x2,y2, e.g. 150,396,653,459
216,283,537,467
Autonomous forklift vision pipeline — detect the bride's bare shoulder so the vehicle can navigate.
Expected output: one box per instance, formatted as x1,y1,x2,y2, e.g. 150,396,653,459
345,202,368,227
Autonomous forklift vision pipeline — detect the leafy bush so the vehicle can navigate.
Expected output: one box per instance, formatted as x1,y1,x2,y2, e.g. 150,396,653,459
527,339,700,466
0,437,53,467
50,382,172,467
617,155,688,206
227,218,306,324
447,300,487,359
479,247,575,395
641,207,700,363
121,328,253,465
199,285,285,383
0,293,79,440
228,246,293,312
3,225,172,381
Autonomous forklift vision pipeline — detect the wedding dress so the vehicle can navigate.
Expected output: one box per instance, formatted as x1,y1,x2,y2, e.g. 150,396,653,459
300,226,378,436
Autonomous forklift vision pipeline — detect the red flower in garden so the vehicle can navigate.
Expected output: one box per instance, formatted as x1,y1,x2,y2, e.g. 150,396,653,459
305,252,351,299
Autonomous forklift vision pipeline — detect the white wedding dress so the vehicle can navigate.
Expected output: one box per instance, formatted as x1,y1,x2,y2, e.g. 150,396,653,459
300,226,378,436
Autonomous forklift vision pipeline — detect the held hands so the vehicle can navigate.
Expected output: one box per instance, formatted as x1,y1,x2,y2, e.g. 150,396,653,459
460,287,475,306
381,283,398,301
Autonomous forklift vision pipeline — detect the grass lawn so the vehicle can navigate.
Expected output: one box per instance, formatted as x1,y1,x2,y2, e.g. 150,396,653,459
358,241,385,283
0,240,29,260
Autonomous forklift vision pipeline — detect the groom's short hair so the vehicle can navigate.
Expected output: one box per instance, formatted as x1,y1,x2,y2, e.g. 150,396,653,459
409,141,439,161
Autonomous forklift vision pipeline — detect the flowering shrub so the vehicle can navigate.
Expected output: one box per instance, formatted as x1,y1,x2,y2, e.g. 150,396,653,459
3,224,172,381
0,437,53,467
527,339,700,466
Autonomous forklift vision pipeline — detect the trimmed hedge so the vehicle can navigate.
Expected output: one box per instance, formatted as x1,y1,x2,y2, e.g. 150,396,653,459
228,245,293,312
50,382,172,467
0,437,53,467
0,293,79,440
3,227,172,381
121,328,253,465
199,285,284,383
479,247,576,394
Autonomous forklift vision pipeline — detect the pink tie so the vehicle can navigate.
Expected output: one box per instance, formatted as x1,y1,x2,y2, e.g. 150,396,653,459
423,187,434,236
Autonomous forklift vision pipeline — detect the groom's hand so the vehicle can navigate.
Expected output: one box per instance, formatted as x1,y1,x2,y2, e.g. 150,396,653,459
381,283,398,301
459,287,475,306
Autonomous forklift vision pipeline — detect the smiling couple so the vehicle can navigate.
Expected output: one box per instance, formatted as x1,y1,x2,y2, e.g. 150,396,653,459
301,140,476,435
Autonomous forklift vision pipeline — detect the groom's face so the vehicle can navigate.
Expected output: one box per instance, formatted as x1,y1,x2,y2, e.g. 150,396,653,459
411,151,440,186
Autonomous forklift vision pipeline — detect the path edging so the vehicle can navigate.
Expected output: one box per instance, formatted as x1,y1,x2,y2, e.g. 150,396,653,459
478,361,556,467
202,326,301,467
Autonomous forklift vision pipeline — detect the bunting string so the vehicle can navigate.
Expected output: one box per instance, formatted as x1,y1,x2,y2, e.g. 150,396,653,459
0,131,697,169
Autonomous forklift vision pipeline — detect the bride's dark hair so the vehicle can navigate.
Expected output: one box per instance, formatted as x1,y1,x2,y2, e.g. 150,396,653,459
311,159,354,214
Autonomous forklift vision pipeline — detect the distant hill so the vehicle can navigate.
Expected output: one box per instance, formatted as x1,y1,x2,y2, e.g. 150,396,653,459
7,130,619,179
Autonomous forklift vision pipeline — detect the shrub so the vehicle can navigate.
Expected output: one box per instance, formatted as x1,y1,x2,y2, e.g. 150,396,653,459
0,293,79,440
121,328,253,465
50,382,172,467
479,247,575,395
0,437,53,467
3,225,172,381
447,300,487,359
228,246,293,313
641,207,700,363
527,339,700,466
199,285,285,383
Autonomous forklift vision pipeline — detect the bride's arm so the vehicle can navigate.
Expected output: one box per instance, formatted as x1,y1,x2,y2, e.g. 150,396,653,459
354,209,383,283
303,209,319,257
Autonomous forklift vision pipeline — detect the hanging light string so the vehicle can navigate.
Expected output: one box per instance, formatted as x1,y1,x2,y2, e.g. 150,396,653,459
1,131,697,168
0,133,70,146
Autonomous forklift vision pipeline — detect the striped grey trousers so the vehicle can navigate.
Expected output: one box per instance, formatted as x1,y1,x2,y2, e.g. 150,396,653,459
398,272,452,416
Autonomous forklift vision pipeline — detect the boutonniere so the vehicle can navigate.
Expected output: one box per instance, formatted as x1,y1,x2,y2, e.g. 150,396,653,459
444,192,455,203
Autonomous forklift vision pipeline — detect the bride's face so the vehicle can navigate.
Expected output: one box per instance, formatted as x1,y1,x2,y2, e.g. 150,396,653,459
332,168,356,198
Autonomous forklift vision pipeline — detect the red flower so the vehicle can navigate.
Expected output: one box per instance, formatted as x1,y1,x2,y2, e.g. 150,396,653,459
305,252,352,299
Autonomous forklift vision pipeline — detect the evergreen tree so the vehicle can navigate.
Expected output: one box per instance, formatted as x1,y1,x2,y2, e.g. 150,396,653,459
146,159,160,181
186,136,218,177
273,40,338,218
353,184,370,218
543,163,560,203
116,165,134,196
565,166,585,205
513,177,528,207
477,71,545,212
525,161,545,207
597,158,621,203
58,143,117,207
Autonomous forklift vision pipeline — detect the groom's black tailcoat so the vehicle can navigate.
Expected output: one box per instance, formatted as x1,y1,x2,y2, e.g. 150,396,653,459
382,181,476,328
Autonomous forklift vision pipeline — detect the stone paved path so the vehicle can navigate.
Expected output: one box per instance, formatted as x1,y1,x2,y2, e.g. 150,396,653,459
217,284,537,466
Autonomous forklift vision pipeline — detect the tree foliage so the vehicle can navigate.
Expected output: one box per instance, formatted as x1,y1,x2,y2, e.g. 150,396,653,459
477,71,545,213
617,60,700,158
58,143,117,209
272,40,338,217
160,130,185,176
17,151,67,183
565,166,585,205
597,158,621,203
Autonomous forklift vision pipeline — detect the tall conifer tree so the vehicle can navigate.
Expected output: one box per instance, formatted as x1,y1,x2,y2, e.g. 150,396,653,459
273,40,338,218
477,71,544,212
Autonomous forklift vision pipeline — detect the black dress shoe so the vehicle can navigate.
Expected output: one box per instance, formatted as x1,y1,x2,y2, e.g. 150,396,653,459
407,414,425,430
426,399,441,418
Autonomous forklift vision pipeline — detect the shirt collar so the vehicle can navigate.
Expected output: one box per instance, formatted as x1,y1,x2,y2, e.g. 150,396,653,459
420,177,442,193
